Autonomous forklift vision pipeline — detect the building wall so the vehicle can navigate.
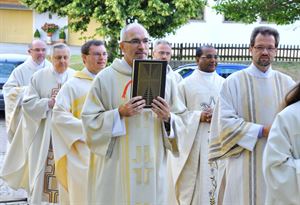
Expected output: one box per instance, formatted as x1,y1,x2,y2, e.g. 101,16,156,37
0,9,33,43
164,1,300,46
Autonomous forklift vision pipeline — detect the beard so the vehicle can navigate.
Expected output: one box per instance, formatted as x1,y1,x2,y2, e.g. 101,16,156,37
256,56,272,67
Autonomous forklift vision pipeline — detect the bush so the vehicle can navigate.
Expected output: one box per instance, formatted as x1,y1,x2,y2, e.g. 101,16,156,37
34,29,41,38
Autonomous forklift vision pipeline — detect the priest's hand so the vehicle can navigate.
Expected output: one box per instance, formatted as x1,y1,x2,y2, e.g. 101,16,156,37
119,96,146,118
48,97,56,109
200,107,213,123
151,96,170,122
262,125,271,138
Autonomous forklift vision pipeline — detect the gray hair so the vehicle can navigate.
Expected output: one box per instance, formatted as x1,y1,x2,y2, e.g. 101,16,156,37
119,22,149,42
50,43,70,56
153,39,172,50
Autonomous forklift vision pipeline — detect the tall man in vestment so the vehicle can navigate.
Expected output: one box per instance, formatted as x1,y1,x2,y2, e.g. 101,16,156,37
208,26,295,205
51,40,107,204
81,23,188,204
153,39,182,83
0,43,75,204
3,39,51,142
171,46,224,205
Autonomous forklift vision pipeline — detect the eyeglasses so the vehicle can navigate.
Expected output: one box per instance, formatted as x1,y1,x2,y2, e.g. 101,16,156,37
200,54,218,59
253,46,277,52
30,48,46,52
123,38,150,45
158,51,171,56
88,52,108,57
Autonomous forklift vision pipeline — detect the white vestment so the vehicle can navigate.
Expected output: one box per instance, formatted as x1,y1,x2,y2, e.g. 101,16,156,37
51,68,93,205
172,69,224,205
3,57,52,142
263,101,300,205
167,65,182,84
0,67,74,205
208,64,295,205
81,59,188,205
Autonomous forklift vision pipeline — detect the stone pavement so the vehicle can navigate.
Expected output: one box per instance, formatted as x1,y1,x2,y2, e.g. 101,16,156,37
0,113,27,204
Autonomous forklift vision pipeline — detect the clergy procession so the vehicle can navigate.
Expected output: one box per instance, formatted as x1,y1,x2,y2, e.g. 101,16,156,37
0,22,299,205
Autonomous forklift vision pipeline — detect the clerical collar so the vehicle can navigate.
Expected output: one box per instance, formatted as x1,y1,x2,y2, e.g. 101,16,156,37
28,56,45,70
197,69,217,78
83,67,96,78
247,63,273,78
51,66,69,84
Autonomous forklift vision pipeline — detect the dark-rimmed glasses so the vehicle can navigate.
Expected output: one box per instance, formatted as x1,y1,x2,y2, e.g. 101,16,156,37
123,38,150,45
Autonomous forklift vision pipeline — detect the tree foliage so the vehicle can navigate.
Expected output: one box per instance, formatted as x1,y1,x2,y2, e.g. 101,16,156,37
214,0,300,25
22,0,205,61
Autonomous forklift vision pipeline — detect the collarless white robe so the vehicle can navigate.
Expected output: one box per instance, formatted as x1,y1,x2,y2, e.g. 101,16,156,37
263,100,300,205
173,69,224,205
3,57,52,142
81,58,188,205
209,65,295,205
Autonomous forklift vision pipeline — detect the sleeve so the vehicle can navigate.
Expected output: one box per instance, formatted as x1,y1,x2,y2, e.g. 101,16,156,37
3,68,28,142
22,75,49,121
81,76,116,157
209,79,255,161
263,109,300,204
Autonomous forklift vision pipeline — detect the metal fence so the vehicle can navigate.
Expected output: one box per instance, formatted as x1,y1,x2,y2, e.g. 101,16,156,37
147,43,300,62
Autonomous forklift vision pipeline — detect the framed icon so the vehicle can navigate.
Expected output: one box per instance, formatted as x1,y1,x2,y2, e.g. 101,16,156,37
131,59,167,108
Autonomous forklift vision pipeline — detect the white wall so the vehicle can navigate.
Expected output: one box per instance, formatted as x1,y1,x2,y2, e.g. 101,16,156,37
164,2,300,46
33,12,68,42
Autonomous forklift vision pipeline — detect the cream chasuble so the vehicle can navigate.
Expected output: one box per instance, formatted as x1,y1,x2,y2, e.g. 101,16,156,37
208,64,295,205
52,68,93,205
173,69,224,205
167,65,182,84
3,57,52,142
81,59,188,205
263,101,300,205
0,67,74,205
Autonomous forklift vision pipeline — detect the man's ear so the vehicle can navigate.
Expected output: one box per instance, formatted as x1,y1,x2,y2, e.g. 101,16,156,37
249,47,253,55
196,56,200,63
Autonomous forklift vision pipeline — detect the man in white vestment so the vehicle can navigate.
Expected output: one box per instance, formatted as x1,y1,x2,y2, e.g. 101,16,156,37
81,23,189,204
51,40,107,205
0,43,75,205
208,26,295,205
3,39,51,142
153,39,182,84
170,45,224,205
263,82,300,205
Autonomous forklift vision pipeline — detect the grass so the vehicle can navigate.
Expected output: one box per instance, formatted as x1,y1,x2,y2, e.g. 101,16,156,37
70,55,84,71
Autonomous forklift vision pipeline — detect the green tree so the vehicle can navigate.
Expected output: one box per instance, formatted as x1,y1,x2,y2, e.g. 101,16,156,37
214,0,300,24
22,0,205,62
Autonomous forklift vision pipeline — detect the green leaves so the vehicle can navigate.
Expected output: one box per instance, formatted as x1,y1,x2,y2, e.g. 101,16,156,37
214,0,300,25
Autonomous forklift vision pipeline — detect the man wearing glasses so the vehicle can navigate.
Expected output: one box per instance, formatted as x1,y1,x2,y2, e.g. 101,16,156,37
3,39,51,142
81,22,187,204
1,43,75,204
51,40,107,204
209,26,295,205
153,39,182,83
169,45,225,205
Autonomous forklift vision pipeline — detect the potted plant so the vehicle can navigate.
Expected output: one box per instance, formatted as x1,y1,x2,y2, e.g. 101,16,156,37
58,29,66,43
41,23,59,36
33,29,41,39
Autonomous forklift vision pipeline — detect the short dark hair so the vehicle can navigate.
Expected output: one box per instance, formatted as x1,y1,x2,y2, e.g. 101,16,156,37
196,45,215,57
81,40,105,55
250,26,280,48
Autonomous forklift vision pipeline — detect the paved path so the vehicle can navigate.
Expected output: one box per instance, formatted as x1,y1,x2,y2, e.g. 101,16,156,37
0,112,27,204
